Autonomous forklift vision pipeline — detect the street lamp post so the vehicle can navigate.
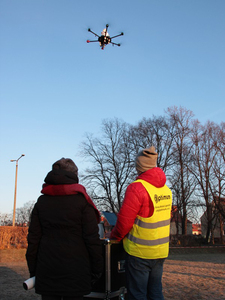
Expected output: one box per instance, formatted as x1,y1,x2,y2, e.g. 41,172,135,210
10,154,25,226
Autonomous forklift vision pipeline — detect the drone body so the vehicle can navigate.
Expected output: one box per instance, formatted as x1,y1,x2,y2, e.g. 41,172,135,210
87,24,124,50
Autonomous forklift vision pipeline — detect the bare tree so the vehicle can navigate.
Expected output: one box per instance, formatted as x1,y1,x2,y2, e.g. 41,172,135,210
166,106,196,235
78,108,223,238
211,122,225,219
130,115,175,172
16,201,35,226
0,213,12,226
190,120,222,243
80,118,136,213
209,122,225,243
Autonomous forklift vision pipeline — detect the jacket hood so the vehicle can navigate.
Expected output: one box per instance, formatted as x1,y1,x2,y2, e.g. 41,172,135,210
136,167,166,188
44,169,79,185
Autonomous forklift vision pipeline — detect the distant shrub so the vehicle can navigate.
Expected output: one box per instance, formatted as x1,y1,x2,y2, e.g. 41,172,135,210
170,234,207,247
0,226,28,249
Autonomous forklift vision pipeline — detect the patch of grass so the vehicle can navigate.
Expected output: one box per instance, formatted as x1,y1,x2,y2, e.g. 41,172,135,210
0,249,27,263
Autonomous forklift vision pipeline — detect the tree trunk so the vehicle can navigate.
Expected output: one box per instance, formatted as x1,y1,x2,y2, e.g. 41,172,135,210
219,214,224,244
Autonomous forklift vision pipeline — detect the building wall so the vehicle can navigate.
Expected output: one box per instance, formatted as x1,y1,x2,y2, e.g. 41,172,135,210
170,222,192,235
201,210,225,239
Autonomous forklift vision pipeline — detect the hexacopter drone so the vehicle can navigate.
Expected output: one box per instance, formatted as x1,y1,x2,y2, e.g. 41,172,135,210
87,24,124,50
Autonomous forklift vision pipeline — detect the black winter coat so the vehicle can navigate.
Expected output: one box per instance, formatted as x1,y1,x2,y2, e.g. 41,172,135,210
26,170,103,297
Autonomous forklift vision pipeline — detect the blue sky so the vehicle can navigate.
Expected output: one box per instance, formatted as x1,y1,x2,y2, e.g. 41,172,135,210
0,0,224,214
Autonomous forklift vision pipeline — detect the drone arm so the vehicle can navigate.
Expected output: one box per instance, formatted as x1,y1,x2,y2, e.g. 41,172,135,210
111,41,121,47
87,40,99,43
88,29,100,38
110,32,124,39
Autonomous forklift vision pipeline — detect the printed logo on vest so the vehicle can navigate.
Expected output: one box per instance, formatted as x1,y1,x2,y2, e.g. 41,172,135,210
154,194,171,203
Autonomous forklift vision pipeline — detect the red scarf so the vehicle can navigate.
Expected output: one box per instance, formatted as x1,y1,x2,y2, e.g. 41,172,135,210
41,183,100,223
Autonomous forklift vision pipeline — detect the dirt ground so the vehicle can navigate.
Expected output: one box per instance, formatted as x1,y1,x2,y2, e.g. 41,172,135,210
0,248,224,300
163,251,225,300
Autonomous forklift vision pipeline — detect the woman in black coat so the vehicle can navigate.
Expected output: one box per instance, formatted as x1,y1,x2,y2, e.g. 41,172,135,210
26,158,103,300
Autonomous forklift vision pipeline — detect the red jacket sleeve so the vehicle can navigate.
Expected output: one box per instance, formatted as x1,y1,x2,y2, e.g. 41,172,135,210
110,182,149,241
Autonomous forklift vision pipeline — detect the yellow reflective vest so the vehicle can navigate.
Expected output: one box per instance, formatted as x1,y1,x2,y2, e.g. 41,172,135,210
123,179,172,259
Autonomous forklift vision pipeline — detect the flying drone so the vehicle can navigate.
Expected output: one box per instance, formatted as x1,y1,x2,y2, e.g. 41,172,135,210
87,24,124,50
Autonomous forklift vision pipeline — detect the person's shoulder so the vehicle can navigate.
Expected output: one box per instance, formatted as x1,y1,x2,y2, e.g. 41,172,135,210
126,181,147,195
35,195,45,205
137,167,166,187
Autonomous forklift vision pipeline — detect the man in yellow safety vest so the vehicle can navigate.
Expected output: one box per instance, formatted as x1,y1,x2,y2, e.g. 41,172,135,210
110,146,172,300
